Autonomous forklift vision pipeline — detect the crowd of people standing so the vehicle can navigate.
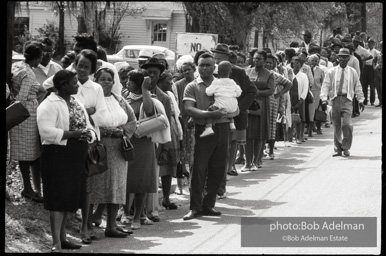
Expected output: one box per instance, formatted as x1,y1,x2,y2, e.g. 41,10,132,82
6,29,382,252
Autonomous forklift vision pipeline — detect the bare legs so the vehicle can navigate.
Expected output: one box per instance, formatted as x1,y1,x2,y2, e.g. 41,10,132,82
49,211,69,252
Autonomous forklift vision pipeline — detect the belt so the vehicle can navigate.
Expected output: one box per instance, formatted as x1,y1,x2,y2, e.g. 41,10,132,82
337,94,347,97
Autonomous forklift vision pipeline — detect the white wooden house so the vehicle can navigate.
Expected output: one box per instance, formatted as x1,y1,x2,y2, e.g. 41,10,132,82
14,1,187,53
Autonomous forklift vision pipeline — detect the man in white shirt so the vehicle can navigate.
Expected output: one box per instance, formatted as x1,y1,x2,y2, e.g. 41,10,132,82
353,35,373,65
362,38,380,105
320,48,365,157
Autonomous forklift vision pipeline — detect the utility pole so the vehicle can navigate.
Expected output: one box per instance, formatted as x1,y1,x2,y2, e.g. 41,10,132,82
57,1,65,58
361,2,367,33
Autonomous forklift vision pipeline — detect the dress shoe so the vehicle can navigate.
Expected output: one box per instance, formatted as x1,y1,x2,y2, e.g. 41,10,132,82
105,229,128,238
149,216,160,222
200,207,222,216
343,150,350,157
332,152,342,157
375,104,382,107
61,240,82,250
227,169,238,176
183,210,199,220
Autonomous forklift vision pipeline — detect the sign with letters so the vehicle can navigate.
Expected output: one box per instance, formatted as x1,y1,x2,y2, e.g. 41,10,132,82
176,32,218,57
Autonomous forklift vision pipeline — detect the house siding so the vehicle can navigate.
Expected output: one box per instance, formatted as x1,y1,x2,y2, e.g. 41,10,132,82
15,3,187,54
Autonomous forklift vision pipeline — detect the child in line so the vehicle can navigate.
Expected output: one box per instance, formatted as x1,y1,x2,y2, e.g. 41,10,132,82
201,61,242,137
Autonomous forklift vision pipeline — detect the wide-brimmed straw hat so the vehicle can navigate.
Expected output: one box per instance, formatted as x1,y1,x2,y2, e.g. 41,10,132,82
140,57,165,73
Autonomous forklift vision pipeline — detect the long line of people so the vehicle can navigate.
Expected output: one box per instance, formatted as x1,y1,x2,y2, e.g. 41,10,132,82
6,30,382,252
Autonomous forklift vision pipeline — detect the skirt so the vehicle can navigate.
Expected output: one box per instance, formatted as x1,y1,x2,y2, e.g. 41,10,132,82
233,129,246,144
126,136,157,194
41,139,88,212
89,137,128,204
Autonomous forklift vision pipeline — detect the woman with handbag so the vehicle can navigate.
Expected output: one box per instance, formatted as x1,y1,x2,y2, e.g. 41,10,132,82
88,68,137,238
122,69,160,230
72,49,111,244
308,54,326,134
288,56,309,144
243,50,275,170
9,40,44,203
37,70,95,252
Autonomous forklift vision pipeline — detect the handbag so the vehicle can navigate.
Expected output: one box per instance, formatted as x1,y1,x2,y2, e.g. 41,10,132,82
134,105,169,138
306,89,314,104
248,98,262,115
86,130,108,177
291,112,301,124
314,100,327,122
6,101,30,131
352,94,360,117
122,136,134,161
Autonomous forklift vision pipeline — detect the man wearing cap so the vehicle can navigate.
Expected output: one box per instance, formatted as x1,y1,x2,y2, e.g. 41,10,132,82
210,43,257,196
362,38,380,106
140,57,172,222
320,48,365,157
182,52,230,220
300,30,316,53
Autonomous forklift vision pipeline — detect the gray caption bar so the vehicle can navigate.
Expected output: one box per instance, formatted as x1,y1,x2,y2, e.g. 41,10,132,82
241,217,376,247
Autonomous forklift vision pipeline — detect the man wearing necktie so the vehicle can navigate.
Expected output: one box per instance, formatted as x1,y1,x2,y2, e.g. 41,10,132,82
320,48,365,157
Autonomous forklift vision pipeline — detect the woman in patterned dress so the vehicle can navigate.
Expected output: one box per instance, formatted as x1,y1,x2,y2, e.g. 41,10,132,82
37,70,95,252
243,51,275,170
88,68,137,238
264,54,293,159
10,41,44,202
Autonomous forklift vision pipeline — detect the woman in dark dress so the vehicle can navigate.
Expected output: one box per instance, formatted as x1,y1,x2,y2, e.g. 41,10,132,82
244,51,275,171
122,70,158,230
37,70,95,252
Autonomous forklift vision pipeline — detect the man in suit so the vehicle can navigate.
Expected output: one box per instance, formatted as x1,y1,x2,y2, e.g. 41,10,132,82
320,48,365,157
300,30,317,53
210,43,257,198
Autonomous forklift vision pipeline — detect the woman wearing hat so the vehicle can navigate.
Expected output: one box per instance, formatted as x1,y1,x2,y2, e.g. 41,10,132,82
140,58,177,215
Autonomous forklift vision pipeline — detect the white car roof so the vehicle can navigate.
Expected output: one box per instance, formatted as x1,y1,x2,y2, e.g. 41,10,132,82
120,45,169,51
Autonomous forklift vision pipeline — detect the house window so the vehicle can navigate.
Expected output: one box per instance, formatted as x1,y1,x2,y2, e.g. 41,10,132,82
153,23,167,42
14,17,29,36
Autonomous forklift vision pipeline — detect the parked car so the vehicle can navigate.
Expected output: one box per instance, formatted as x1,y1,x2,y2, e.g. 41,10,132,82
12,51,25,63
106,45,176,70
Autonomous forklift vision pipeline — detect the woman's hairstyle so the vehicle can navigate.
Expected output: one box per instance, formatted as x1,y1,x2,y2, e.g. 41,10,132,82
74,49,98,74
181,62,196,72
275,52,283,63
128,69,145,89
176,54,194,71
228,51,238,64
118,65,135,75
62,51,76,63
23,40,44,61
94,67,115,82
237,52,246,63
96,46,108,62
267,53,278,64
40,37,54,47
73,33,97,52
229,45,240,51
194,49,210,65
255,50,268,61
53,70,77,90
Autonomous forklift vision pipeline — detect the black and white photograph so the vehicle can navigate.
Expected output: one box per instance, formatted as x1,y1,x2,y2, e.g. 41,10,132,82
5,1,382,254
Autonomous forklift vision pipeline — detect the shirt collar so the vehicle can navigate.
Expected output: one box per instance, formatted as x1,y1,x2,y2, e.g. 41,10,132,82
196,75,216,85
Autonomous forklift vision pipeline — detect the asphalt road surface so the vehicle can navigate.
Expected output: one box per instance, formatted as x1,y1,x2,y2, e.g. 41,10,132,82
69,104,381,254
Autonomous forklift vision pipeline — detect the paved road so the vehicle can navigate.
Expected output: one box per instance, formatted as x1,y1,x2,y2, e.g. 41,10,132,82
71,105,381,254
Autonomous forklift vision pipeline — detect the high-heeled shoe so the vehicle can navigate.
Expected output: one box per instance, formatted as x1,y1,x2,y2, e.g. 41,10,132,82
92,218,102,227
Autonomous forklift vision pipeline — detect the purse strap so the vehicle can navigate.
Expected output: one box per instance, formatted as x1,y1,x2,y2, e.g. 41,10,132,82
89,129,99,143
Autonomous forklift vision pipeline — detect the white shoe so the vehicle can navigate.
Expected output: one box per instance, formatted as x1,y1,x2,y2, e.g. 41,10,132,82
229,123,236,131
200,127,214,137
